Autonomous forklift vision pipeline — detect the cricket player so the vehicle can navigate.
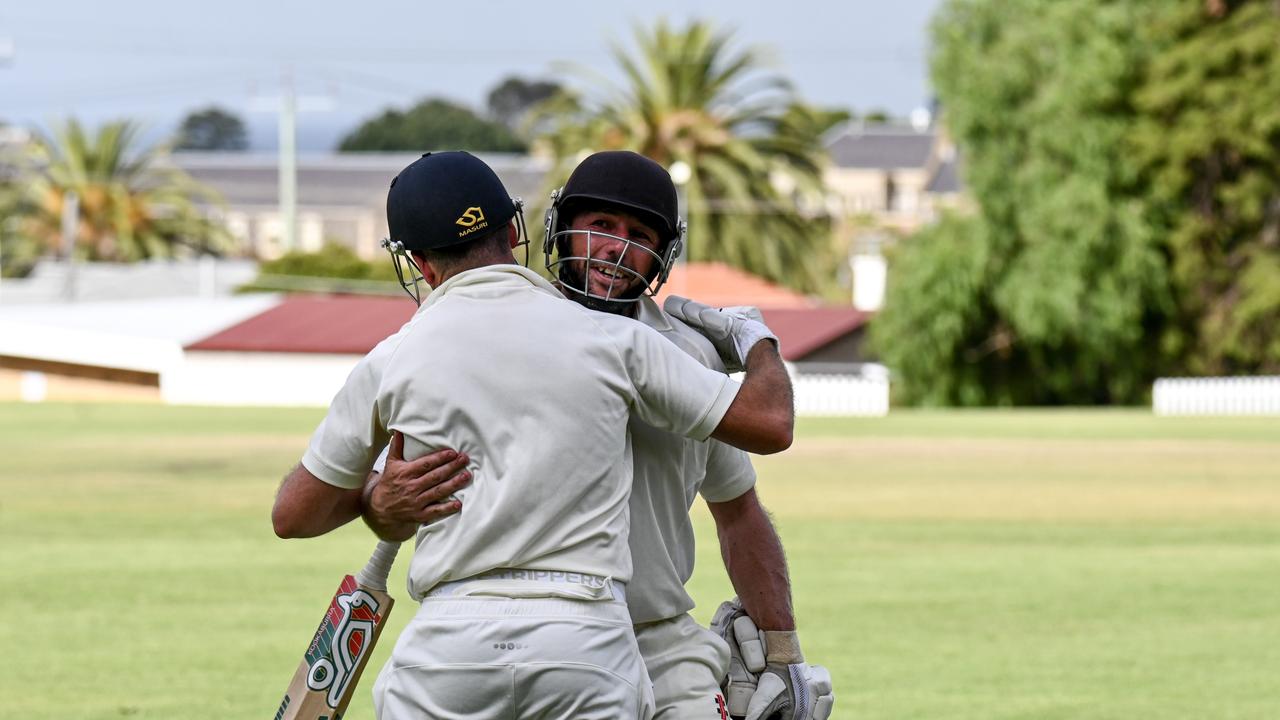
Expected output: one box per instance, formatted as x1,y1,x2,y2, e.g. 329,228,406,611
366,151,834,719
272,151,795,719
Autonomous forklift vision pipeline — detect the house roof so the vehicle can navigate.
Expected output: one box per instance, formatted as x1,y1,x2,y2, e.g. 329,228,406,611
760,307,870,360
169,152,551,209
186,290,868,362
186,295,414,354
655,262,818,310
825,123,935,170
925,155,962,194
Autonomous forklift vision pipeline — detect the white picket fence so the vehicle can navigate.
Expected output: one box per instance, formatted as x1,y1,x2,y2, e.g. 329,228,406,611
792,373,890,417
1152,376,1280,416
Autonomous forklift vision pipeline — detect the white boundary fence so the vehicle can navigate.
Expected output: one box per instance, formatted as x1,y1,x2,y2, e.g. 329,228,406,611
1152,376,1280,416
792,372,890,417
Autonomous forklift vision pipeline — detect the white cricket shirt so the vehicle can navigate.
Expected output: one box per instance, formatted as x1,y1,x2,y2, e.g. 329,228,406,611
301,265,739,600
625,297,757,624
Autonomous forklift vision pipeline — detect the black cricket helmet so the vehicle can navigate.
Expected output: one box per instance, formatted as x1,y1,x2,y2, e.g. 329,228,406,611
543,150,686,306
382,151,527,304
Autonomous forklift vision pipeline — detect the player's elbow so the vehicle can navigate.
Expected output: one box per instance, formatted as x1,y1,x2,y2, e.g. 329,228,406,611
735,417,793,455
713,404,794,454
272,505,308,539
756,417,794,455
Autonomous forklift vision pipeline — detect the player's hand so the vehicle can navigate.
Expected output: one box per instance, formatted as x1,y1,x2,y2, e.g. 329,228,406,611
663,295,778,373
364,431,469,540
711,598,834,720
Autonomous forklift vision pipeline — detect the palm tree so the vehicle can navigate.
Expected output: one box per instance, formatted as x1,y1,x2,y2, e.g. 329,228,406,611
534,20,838,295
14,119,231,262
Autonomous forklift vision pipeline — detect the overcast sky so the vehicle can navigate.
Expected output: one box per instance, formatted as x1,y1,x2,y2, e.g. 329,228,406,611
0,0,944,151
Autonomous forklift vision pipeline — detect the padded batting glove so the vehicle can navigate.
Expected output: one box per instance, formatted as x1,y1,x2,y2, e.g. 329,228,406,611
663,295,778,373
710,598,835,720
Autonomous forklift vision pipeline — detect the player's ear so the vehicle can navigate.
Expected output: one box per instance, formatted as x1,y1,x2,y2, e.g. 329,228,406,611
507,221,520,249
413,252,441,287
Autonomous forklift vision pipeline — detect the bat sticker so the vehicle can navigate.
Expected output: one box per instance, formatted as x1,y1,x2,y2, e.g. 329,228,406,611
303,576,386,709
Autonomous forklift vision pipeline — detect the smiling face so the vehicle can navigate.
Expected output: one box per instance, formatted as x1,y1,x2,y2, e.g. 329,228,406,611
562,207,665,302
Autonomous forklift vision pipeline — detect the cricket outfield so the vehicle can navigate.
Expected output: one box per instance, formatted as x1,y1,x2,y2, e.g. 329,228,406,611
2,403,1277,718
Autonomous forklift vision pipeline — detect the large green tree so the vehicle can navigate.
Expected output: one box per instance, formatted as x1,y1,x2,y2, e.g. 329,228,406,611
339,98,526,152
11,119,230,262
534,20,838,296
877,0,1280,405
874,0,1171,405
1131,0,1280,375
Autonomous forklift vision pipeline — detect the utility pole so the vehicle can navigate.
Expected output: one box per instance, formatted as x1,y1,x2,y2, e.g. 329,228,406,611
251,69,332,256
61,192,79,301
278,69,298,253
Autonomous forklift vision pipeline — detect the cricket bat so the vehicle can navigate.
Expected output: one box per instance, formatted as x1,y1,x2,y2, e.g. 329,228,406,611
274,540,400,720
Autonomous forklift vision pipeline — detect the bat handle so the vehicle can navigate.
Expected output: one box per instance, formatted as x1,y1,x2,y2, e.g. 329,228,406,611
355,540,401,592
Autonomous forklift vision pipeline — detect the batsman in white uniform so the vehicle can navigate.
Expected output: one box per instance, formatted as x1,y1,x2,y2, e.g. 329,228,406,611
368,152,834,719
272,151,796,720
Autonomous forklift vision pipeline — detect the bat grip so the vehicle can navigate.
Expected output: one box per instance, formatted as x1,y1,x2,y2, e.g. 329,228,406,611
355,540,401,592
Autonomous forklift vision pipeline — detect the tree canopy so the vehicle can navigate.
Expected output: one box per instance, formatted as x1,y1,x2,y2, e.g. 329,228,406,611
874,0,1280,405
9,119,231,263
339,98,526,153
175,106,248,151
1131,0,1280,376
486,77,563,133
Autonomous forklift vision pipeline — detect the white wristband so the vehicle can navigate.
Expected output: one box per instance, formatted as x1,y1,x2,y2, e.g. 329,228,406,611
734,320,778,364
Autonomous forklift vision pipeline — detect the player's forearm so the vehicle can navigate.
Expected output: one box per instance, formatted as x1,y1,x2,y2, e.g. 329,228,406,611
712,342,795,454
272,464,364,538
709,489,796,630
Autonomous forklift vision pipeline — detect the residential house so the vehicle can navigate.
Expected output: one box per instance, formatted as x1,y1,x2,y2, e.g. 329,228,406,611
823,118,967,311
170,152,551,260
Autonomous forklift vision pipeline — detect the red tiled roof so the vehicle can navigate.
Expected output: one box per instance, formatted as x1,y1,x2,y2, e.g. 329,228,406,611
656,262,818,309
186,295,415,354
761,307,870,361
186,287,868,361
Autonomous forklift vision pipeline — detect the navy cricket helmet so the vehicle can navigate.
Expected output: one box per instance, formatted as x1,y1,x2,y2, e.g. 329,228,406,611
382,151,527,303
543,151,687,306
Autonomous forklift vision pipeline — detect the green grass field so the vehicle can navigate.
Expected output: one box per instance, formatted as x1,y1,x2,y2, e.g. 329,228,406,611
2,403,1277,719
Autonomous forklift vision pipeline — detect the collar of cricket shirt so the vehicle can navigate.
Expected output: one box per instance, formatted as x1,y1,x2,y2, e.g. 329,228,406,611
418,264,561,312
636,294,675,333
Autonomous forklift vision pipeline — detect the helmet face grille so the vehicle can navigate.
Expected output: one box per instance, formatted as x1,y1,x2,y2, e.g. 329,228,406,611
543,195,686,306
381,237,426,305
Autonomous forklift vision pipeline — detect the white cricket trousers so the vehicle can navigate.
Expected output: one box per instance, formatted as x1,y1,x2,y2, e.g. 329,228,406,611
373,588,655,719
635,613,732,719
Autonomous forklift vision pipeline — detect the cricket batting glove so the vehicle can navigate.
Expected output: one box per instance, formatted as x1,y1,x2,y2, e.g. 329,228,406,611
710,598,835,720
663,296,778,373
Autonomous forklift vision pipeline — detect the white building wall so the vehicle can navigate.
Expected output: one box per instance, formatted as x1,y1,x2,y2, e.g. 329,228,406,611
162,351,360,407
851,252,886,312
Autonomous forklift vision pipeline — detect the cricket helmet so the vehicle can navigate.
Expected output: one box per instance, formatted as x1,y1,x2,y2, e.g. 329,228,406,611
543,150,686,307
382,151,527,304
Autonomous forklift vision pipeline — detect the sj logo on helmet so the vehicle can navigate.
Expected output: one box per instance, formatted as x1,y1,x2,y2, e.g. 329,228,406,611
455,206,490,237
456,207,486,227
